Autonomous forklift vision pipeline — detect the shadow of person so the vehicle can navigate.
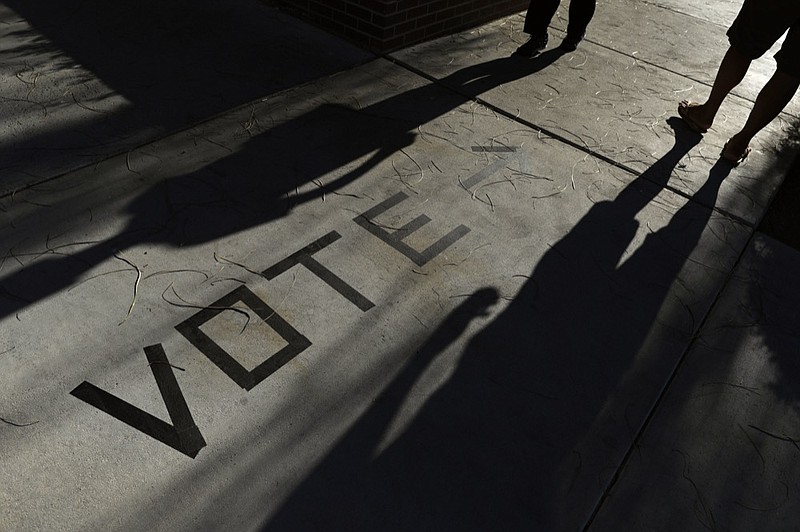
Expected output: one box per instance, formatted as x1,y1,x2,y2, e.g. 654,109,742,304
0,52,567,319
0,0,371,182
260,118,735,530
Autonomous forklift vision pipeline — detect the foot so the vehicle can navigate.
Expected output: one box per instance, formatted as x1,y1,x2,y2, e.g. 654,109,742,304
513,34,548,57
721,135,751,166
560,34,583,52
677,100,712,134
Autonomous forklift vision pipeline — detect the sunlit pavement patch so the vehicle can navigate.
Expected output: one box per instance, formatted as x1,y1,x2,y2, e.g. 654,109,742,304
392,9,799,227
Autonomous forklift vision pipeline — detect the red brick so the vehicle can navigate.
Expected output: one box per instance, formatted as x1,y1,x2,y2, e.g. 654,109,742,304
403,5,428,19
435,7,459,21
271,0,528,52
374,11,408,26
393,19,418,36
358,18,386,38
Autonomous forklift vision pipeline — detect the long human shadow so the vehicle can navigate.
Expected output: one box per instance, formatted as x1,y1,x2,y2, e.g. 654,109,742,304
260,118,735,530
0,51,566,319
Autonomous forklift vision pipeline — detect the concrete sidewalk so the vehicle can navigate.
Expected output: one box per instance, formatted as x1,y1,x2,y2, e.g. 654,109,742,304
2,1,800,531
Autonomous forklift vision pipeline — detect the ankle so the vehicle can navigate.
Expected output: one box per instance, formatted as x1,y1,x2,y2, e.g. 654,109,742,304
728,131,752,149
694,104,717,127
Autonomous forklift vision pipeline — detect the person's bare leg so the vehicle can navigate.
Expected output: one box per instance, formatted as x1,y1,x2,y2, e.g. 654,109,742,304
680,46,752,130
725,69,800,156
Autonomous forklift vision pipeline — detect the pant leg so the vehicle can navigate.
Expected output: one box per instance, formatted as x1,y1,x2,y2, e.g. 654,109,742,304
566,0,597,38
523,0,561,37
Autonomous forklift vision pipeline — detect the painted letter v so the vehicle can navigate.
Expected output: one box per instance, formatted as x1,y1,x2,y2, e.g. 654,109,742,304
71,344,206,458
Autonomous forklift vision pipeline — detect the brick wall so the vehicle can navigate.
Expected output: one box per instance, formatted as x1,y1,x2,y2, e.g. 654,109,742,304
270,0,529,52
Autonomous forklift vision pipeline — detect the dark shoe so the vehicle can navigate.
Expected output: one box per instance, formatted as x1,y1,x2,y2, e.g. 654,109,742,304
513,34,548,57
560,34,583,51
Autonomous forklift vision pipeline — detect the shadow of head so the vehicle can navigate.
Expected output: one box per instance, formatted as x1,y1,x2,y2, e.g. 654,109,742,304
455,287,501,317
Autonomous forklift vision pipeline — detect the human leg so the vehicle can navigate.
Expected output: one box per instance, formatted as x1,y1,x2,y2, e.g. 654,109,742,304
677,0,793,133
565,0,597,40
725,17,800,157
678,45,752,133
523,0,561,38
515,0,560,56
724,67,800,162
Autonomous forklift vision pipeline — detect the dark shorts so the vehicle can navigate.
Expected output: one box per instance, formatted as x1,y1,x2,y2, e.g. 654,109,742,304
727,0,800,77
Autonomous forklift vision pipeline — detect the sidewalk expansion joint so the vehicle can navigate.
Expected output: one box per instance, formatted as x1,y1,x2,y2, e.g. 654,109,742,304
584,38,797,120
0,54,378,201
638,0,728,30
381,48,764,531
581,227,757,531
384,53,755,229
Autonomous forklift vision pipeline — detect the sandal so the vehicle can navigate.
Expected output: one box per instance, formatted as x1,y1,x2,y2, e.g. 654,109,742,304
678,100,711,134
721,141,751,167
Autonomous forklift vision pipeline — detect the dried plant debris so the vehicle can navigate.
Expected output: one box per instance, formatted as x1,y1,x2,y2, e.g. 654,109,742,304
113,251,142,325
0,415,38,427
161,282,252,333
